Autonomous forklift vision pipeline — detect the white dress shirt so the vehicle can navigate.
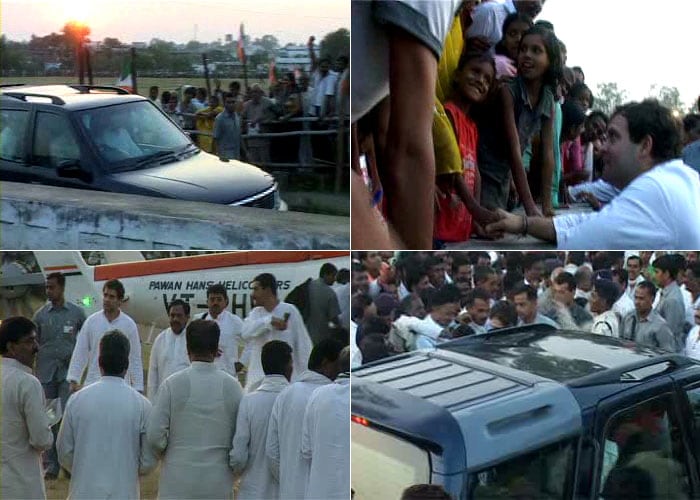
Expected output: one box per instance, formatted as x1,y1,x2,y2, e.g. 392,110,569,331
613,291,636,319
57,376,156,499
201,310,243,376
230,375,289,500
266,370,332,500
685,326,700,360
301,377,350,500
147,361,243,500
1,358,53,500
240,302,312,392
592,310,621,338
67,310,144,391
554,160,700,249
147,326,190,402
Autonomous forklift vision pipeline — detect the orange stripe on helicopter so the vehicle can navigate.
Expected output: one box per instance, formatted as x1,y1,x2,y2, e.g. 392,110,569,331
93,251,349,281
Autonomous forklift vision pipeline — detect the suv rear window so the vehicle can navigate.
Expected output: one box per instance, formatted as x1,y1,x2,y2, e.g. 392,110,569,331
1,109,29,162
352,421,431,500
470,438,576,499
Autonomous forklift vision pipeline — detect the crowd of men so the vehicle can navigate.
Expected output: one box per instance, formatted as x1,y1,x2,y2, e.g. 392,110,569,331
350,251,700,367
351,0,700,249
1,263,350,499
148,36,349,168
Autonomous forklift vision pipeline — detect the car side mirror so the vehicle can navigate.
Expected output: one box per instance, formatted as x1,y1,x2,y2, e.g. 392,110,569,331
57,160,91,182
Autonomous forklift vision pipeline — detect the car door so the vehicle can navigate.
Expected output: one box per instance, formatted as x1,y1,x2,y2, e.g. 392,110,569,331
671,365,700,484
0,106,34,182
591,374,696,499
28,110,97,189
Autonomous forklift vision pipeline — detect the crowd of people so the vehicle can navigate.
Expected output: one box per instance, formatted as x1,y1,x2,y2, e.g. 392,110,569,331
148,36,349,169
1,263,351,500
351,0,700,249
350,251,700,367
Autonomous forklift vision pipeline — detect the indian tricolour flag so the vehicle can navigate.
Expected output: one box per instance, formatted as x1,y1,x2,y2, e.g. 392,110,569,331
116,58,134,93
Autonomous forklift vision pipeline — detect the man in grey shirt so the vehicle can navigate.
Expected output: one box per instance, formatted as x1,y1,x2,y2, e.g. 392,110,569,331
653,254,689,348
621,281,676,352
305,263,341,345
213,92,241,161
32,272,86,479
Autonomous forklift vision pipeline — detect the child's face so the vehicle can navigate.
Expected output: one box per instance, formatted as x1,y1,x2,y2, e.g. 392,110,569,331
517,34,549,81
574,90,592,110
504,21,530,61
456,59,494,104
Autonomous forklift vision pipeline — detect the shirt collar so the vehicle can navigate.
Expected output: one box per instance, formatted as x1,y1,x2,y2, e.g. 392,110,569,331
258,374,290,392
517,77,553,119
1,357,33,374
47,301,68,312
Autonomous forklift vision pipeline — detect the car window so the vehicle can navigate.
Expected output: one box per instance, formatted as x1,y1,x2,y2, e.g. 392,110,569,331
599,393,691,499
77,101,191,167
32,112,80,167
1,109,29,162
683,384,700,457
470,438,576,499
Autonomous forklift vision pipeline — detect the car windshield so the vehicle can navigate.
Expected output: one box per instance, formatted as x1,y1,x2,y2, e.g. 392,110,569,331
76,100,193,171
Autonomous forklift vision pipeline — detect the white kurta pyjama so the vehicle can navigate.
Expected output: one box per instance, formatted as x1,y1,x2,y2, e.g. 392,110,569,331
56,376,156,499
240,302,313,392
229,375,289,500
66,310,144,391
265,370,332,500
1,358,53,500
201,310,244,376
147,326,190,402
302,377,351,499
147,361,243,499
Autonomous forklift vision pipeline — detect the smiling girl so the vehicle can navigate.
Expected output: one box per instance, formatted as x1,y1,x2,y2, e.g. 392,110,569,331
473,25,563,216
434,50,497,247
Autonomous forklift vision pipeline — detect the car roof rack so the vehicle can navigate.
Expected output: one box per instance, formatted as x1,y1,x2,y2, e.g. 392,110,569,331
567,354,697,388
68,85,131,95
2,92,66,105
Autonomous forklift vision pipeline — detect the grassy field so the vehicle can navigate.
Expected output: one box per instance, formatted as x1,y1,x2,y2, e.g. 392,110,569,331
1,76,269,97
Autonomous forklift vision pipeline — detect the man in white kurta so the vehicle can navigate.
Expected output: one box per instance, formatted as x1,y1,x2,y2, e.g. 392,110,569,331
67,280,144,392
301,348,350,499
197,283,244,376
241,273,313,392
57,330,156,499
147,299,191,402
230,340,292,499
0,317,54,500
266,338,343,499
147,319,243,499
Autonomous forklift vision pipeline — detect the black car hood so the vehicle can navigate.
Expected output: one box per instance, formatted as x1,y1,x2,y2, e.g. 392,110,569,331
112,151,275,204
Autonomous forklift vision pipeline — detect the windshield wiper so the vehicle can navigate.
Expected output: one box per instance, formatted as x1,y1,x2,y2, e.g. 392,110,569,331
121,150,179,171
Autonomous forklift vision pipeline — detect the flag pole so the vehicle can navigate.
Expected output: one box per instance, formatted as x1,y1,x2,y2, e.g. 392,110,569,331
86,46,93,85
131,47,138,95
202,53,211,96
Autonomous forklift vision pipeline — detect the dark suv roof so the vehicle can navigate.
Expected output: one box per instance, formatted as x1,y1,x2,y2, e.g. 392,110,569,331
352,326,699,473
1,84,144,111
440,326,674,383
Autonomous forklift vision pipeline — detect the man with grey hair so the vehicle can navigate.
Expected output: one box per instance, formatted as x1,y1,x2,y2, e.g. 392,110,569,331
241,83,279,165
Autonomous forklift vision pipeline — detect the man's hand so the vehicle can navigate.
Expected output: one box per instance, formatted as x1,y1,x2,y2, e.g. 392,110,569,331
485,209,524,238
69,381,82,393
271,317,288,331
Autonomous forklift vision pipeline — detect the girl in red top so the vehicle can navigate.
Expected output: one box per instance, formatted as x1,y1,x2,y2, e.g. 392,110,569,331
434,51,496,247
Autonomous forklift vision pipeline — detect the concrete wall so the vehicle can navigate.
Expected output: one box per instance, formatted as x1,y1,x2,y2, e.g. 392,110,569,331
1,182,349,249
